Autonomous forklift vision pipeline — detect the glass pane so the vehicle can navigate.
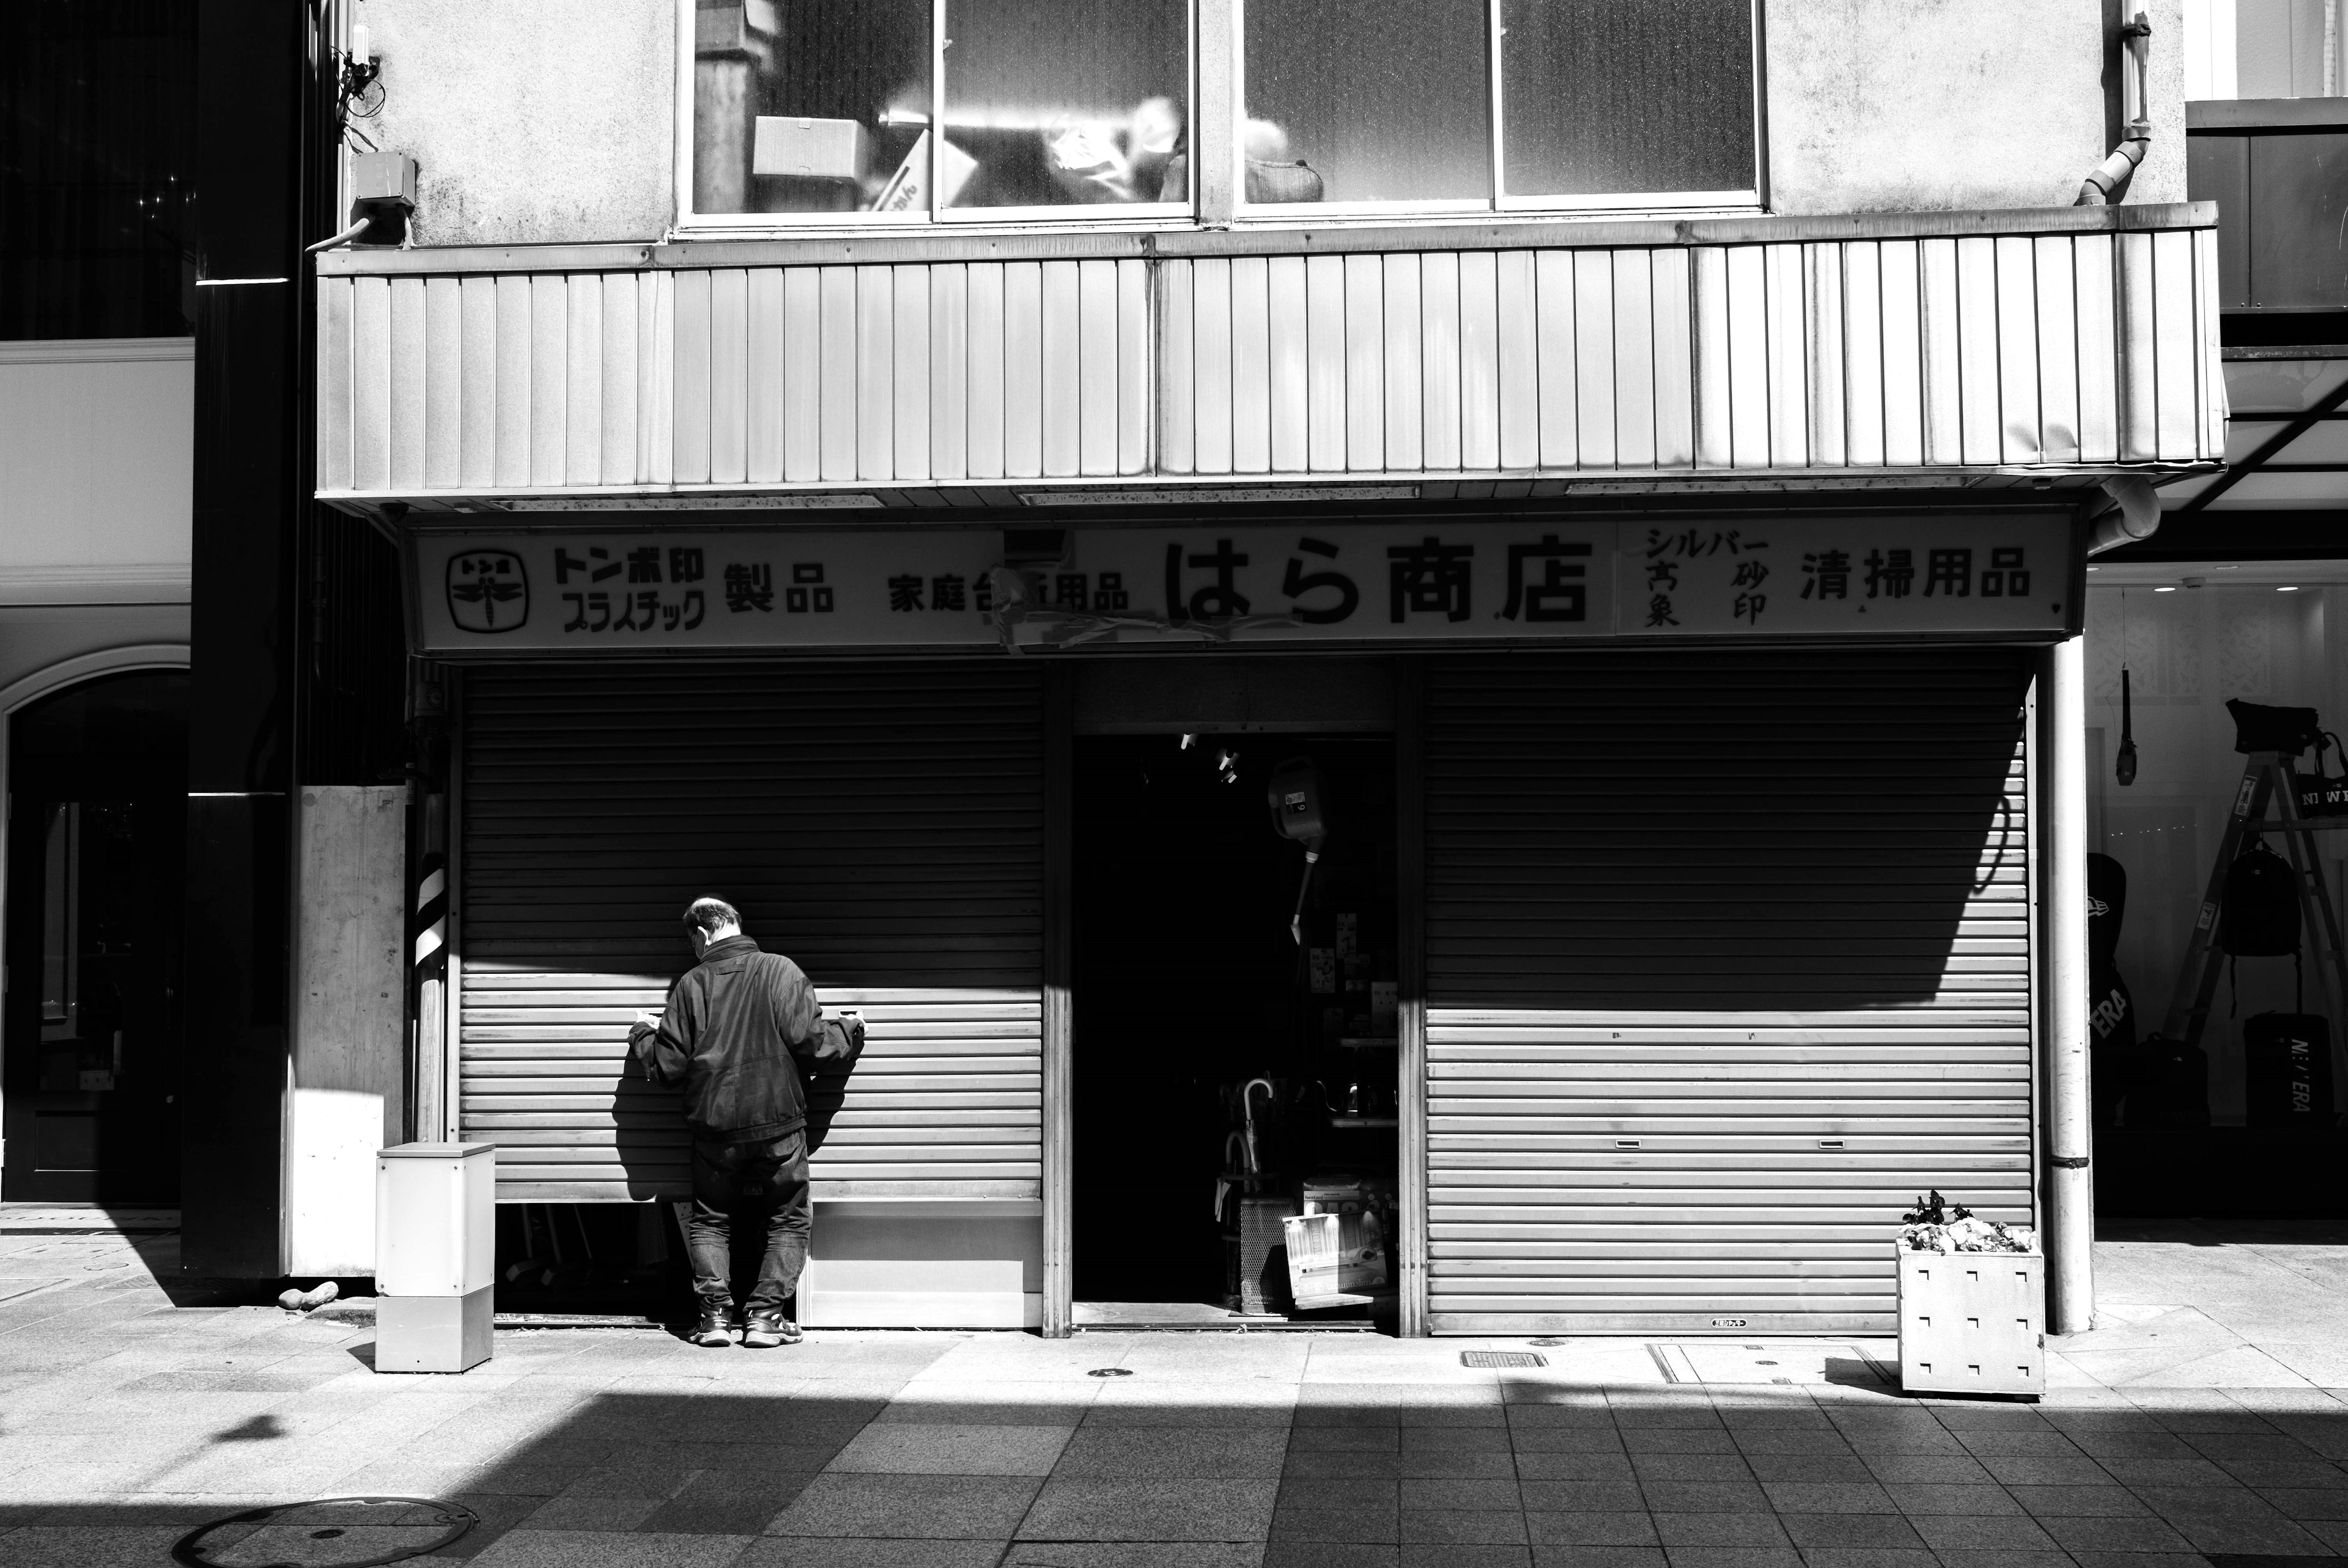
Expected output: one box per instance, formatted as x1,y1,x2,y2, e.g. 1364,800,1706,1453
943,0,1189,210
692,0,931,216
1244,0,1490,205
1501,0,1756,198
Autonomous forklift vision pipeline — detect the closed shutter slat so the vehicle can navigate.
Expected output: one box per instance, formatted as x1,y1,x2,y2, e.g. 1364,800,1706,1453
460,664,1044,1203
1425,649,2032,1336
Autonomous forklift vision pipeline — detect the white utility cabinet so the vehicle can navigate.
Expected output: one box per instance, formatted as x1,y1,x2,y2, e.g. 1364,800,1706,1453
375,1142,496,1373
1896,1247,2045,1399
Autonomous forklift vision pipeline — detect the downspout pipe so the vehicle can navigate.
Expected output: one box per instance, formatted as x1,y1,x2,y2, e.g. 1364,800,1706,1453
2045,638,2095,1336
2085,475,2162,554
2078,12,2154,206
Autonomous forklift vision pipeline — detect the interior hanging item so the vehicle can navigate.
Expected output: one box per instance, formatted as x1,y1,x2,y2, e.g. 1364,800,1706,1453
2226,698,2325,757
2116,668,2138,785
2087,853,2136,1127
2221,841,2302,958
2298,732,2348,818
2244,1012,2338,1125
1266,756,1328,945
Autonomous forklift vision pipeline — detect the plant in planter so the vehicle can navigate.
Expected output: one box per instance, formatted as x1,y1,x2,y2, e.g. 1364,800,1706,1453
1895,1191,2045,1399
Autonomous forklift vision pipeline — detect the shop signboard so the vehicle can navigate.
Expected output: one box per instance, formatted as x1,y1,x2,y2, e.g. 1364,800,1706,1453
409,516,2074,655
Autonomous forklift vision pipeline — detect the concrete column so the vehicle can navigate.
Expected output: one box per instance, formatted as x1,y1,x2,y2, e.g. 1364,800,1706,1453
2044,635,2095,1334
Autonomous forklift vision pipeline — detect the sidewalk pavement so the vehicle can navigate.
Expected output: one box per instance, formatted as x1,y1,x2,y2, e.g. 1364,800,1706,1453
5,1216,2348,1566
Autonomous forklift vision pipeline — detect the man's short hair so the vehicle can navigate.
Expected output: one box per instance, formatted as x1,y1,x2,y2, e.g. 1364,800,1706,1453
682,897,741,934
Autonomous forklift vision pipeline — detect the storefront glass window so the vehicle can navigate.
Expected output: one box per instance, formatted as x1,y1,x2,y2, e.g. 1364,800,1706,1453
686,0,1759,224
1241,0,1491,206
944,0,1189,211
1498,0,1757,202
691,0,1187,220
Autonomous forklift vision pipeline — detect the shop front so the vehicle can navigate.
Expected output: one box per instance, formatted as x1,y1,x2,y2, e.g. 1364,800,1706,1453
401,505,2068,1334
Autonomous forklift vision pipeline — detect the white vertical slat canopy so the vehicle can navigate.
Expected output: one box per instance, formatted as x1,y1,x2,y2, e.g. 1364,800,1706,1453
316,211,2223,502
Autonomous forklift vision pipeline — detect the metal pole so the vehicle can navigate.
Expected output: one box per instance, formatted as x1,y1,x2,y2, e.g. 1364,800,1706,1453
2044,636,2095,1334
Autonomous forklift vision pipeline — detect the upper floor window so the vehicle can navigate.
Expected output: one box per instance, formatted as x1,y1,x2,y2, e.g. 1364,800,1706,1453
690,0,1191,222
0,2,194,338
682,0,1757,227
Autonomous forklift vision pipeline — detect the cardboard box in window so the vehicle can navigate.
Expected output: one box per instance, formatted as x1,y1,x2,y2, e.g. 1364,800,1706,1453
753,117,871,182
1896,1246,2043,1399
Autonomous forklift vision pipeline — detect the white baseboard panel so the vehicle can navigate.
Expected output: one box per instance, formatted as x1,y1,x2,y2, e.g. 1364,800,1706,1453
799,1289,1041,1330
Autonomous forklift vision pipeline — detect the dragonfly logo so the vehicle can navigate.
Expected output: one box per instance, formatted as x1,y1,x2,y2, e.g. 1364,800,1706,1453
447,551,528,633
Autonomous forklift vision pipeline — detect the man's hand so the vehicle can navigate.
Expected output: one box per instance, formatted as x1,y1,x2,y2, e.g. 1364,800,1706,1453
632,1010,662,1030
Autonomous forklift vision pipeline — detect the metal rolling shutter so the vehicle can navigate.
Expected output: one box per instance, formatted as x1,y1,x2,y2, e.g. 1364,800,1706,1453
457,664,1043,1203
1425,649,2034,1335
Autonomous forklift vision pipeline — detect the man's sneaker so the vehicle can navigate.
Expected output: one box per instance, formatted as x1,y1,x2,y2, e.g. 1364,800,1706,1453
742,1310,801,1348
690,1304,734,1347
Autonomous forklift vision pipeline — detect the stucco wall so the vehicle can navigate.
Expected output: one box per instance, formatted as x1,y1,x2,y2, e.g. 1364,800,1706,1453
0,341,192,587
1765,0,2185,214
358,0,2182,244
364,0,674,246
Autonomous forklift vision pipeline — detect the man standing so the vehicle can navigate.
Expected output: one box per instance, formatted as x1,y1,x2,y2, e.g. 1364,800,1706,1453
629,897,863,1348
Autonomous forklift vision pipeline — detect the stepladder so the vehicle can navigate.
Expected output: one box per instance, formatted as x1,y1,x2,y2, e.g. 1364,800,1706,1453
2160,751,2348,1053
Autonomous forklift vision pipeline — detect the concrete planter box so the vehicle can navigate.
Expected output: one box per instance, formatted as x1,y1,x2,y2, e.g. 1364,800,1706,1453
1896,1247,2045,1399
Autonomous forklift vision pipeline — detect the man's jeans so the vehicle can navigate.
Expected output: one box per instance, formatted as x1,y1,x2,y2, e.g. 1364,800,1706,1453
686,1130,811,1315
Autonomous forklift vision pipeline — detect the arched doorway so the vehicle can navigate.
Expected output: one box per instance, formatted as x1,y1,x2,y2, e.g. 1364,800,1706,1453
2,669,188,1201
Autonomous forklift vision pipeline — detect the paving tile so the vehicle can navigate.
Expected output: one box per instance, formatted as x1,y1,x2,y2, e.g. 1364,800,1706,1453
2061,1556,2206,1568
1270,1504,1396,1544
1523,1512,1661,1547
1398,1509,1529,1544
1975,1456,2112,1487
2155,1511,2332,1555
1950,1431,2083,1459
2028,1513,2193,1552
1527,1544,1666,1567
638,1473,821,1536
469,1530,755,1567
1741,1455,1872,1484
1048,1426,1296,1482
1634,1455,1755,1484
513,1495,662,1532
999,1548,1261,1568
1636,1482,1770,1514
2086,1457,2232,1487
2261,1485,2348,1520
1877,1482,2023,1516
1755,1482,1895,1515
1288,1427,1400,1454
1859,1456,1995,1487
1399,1548,1529,1568
766,1474,1041,1539
1924,1551,2073,1568
1263,1547,1394,1568
1510,1430,1633,1457
2001,1484,2150,1517
1018,1479,1280,1543
1902,1515,2058,1551
1623,1429,1740,1455
826,1423,1074,1476
0,1526,196,1567
1774,1514,1925,1550
1650,1514,1790,1547
1793,1551,1936,1568
2215,1458,2348,1487
2124,1483,2272,1517
1514,1453,1637,1482
745,1540,1011,1567
1398,1478,1523,1511
2183,1432,2318,1461
1402,1427,1512,1454
1516,1479,1647,1512
1277,1478,1398,1512
1652,1548,1801,1568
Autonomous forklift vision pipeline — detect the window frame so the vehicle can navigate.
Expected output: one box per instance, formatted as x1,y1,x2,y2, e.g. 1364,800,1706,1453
670,0,1763,235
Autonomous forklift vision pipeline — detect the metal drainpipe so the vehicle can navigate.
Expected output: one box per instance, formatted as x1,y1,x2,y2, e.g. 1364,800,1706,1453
2079,13,2154,205
2045,636,2095,1335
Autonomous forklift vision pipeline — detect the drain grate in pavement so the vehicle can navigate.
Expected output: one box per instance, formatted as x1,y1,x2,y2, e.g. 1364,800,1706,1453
172,1496,475,1567
1461,1350,1548,1368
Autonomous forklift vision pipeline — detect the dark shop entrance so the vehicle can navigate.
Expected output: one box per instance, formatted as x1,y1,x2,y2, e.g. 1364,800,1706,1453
1072,693,1400,1327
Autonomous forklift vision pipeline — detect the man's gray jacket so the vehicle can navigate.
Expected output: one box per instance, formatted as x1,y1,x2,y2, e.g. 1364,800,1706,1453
626,935,860,1142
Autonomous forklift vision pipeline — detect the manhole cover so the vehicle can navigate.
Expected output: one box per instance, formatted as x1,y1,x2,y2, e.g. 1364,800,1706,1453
1461,1350,1547,1368
173,1496,476,1567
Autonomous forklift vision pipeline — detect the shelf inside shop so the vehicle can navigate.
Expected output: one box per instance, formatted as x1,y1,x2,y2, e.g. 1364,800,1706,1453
1328,1116,1399,1129
1335,1037,1398,1048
